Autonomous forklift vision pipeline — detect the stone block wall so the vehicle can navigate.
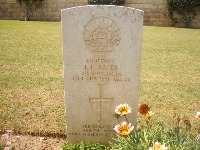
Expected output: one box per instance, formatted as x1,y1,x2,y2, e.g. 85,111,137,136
0,0,87,21
125,0,172,27
0,0,22,20
0,0,200,28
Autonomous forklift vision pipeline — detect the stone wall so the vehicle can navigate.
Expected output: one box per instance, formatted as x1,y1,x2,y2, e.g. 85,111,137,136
125,0,200,28
0,0,22,20
126,0,171,27
0,0,200,28
0,0,87,21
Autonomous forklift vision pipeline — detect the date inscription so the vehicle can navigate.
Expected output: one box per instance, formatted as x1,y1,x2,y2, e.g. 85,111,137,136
73,58,130,83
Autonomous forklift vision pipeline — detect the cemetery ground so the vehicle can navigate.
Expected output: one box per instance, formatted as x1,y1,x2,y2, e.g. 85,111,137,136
0,20,200,149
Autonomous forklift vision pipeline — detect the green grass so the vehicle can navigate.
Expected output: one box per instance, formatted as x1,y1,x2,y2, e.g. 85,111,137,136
0,20,200,136
141,26,200,127
0,20,65,135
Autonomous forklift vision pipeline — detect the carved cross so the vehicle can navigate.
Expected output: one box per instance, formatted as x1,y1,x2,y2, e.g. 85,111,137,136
89,84,114,122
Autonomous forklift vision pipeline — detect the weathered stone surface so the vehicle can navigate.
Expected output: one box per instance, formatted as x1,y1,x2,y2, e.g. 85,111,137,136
62,5,143,144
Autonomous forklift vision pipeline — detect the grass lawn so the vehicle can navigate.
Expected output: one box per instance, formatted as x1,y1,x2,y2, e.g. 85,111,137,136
0,20,200,136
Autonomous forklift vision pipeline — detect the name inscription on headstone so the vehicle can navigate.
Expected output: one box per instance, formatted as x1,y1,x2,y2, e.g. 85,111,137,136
73,58,131,83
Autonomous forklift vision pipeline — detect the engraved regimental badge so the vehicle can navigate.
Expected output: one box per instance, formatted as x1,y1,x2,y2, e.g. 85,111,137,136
83,17,121,52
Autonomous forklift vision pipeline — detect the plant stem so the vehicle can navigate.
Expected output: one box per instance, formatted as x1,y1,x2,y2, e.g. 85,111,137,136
125,115,129,123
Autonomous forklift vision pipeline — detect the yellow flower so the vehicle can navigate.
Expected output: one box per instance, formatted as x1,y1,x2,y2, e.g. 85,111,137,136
138,103,151,116
114,122,134,135
149,142,168,150
195,112,200,120
115,103,132,116
145,111,155,118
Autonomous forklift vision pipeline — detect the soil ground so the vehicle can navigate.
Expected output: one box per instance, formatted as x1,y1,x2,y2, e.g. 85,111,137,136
10,135,65,150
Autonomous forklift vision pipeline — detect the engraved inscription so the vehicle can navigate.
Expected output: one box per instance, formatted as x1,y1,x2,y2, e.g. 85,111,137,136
73,58,131,83
83,17,120,52
68,124,115,137
89,84,114,123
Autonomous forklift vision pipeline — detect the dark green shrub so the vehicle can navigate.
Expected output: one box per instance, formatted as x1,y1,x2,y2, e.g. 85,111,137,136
167,0,200,28
17,0,44,21
88,0,125,6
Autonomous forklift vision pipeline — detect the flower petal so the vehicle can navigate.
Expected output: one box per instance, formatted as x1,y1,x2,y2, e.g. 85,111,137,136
114,122,134,135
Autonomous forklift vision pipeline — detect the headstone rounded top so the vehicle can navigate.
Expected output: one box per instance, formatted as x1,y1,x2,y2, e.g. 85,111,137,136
61,5,144,16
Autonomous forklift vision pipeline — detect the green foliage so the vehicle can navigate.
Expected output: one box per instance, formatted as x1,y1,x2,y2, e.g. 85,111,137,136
88,0,125,6
62,142,108,150
110,123,200,149
167,0,200,28
63,123,200,150
17,0,44,21
0,141,5,150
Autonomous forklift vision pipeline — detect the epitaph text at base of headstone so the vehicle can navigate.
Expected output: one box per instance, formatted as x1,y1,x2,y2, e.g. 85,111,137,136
62,5,144,144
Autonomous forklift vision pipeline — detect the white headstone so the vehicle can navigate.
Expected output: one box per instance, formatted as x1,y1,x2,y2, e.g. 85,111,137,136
62,5,143,144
